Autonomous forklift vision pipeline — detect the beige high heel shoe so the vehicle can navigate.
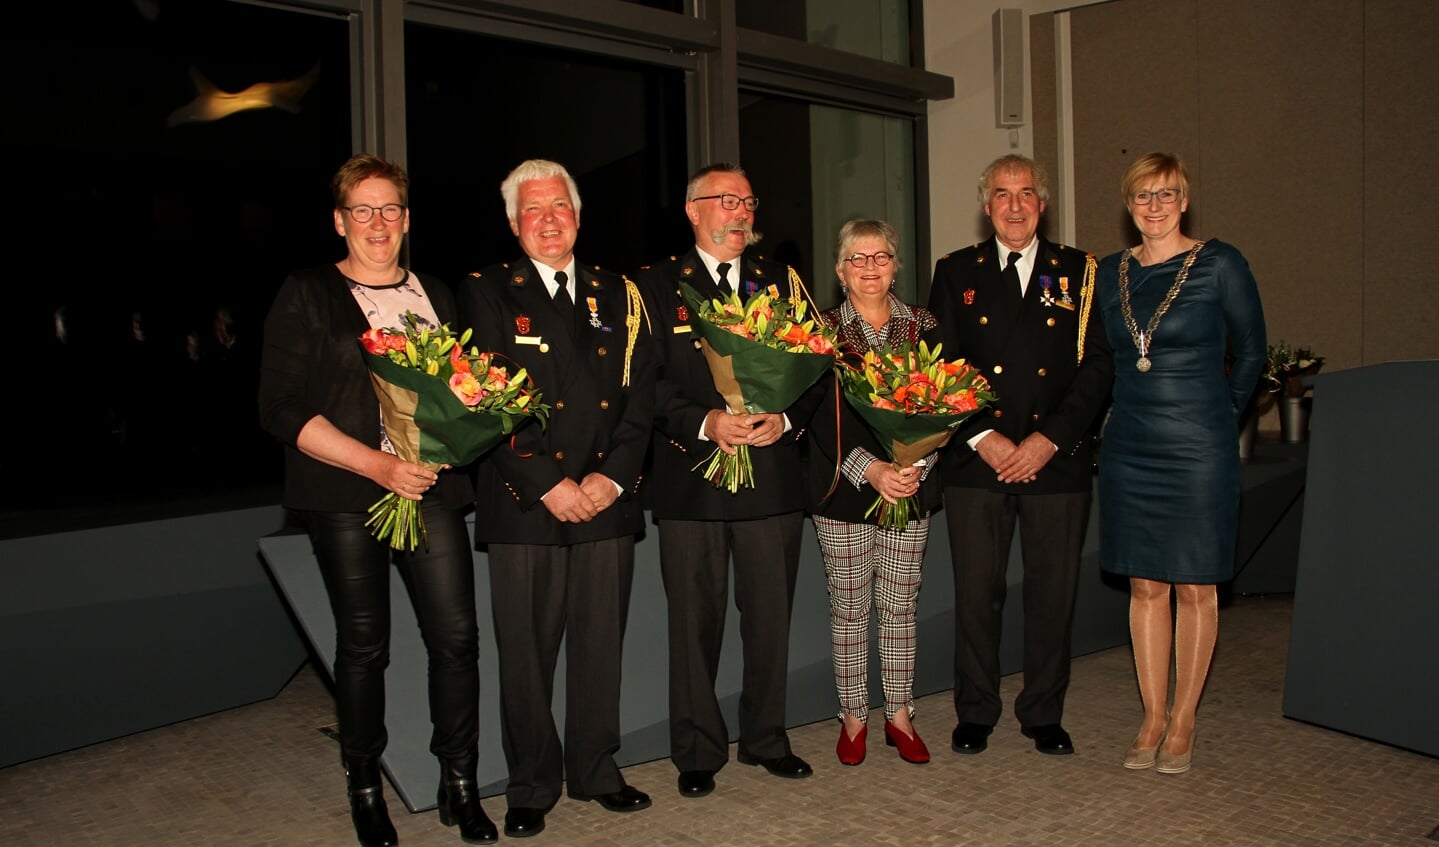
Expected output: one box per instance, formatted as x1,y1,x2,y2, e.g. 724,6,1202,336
1123,736,1162,770
1156,733,1194,774
1124,721,1167,770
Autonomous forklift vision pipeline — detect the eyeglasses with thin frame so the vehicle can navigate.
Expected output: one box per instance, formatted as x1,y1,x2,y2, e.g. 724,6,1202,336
342,203,406,223
1131,188,1181,206
843,251,894,269
691,193,760,212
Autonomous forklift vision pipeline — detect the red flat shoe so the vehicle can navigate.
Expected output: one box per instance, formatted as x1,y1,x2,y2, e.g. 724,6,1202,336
837,723,867,766
884,720,931,764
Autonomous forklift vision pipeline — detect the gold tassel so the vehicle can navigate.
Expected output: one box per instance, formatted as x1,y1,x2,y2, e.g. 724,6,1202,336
1076,254,1097,364
787,266,830,329
621,276,645,387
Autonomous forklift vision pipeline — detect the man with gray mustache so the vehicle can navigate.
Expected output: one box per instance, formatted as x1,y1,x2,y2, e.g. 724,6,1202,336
635,163,821,800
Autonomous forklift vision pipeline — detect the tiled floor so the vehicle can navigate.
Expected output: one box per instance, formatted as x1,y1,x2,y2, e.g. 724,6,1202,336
3,596,1436,846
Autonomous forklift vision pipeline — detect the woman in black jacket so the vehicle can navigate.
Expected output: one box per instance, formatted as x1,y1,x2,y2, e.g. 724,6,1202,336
807,219,941,767
259,155,494,846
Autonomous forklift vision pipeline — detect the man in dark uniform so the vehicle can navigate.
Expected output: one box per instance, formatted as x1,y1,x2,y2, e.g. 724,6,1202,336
634,163,819,799
458,159,654,839
927,154,1112,758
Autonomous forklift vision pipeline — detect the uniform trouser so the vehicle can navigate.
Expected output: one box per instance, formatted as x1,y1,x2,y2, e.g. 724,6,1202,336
308,504,479,761
488,536,634,809
659,512,804,771
944,487,1090,728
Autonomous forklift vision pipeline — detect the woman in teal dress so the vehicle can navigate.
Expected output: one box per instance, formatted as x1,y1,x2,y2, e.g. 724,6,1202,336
1095,153,1266,775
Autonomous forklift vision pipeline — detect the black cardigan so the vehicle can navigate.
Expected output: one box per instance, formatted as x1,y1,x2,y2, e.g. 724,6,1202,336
258,264,473,513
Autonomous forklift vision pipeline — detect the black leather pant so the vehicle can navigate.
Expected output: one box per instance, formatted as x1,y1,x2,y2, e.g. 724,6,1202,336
307,504,479,761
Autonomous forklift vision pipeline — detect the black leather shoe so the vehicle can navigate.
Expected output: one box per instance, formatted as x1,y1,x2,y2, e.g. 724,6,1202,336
950,723,993,755
344,757,399,847
1021,724,1075,755
736,750,813,779
503,807,546,839
677,770,716,797
572,784,652,813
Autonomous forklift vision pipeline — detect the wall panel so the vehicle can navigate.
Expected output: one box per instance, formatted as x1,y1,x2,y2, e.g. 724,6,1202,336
1197,0,1363,372
1070,0,1200,258
1030,12,1060,235
1363,0,1439,364
1069,0,1439,376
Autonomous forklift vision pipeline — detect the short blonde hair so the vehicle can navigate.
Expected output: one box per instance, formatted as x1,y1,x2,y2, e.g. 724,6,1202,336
332,154,409,208
1121,152,1191,206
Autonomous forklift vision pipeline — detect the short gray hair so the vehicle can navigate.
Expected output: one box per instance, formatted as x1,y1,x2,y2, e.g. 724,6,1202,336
685,162,747,202
977,154,1049,205
500,159,582,221
834,218,902,272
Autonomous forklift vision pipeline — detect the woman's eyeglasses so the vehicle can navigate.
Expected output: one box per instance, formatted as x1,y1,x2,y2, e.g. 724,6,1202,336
843,251,894,268
342,203,407,222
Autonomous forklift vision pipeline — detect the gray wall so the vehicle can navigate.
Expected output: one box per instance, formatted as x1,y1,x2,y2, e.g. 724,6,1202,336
0,507,306,769
1037,0,1439,391
1283,361,1439,756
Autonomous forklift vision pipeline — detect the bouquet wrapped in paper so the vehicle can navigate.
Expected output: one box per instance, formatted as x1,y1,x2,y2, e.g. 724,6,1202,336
359,312,549,549
839,340,996,528
680,275,839,491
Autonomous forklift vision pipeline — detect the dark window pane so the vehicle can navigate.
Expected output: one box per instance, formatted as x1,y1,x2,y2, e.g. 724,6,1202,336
404,23,689,283
5,0,350,535
739,91,916,308
615,0,684,10
736,0,911,64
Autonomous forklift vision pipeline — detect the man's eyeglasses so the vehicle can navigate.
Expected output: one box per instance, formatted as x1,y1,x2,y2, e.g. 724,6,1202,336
691,193,760,212
843,251,894,269
1131,188,1181,206
342,203,406,223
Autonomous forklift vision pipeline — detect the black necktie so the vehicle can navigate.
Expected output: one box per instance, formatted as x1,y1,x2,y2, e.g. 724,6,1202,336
716,262,732,295
553,270,572,310
1003,251,1023,304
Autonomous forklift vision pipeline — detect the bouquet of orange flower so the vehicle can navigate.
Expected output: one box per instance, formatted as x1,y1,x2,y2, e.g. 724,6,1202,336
681,276,839,491
360,312,549,550
839,341,996,528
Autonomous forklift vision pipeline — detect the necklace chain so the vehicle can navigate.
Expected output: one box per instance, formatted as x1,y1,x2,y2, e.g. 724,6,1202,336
1117,241,1205,372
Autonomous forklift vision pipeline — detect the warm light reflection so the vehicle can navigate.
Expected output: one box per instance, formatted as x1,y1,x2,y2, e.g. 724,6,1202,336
167,63,319,127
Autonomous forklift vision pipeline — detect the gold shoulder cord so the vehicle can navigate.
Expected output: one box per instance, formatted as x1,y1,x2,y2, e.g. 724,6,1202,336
1076,254,1097,364
622,276,646,387
786,266,829,329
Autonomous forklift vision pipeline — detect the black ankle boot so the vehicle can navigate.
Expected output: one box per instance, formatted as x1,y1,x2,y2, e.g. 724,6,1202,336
437,755,498,844
345,757,399,847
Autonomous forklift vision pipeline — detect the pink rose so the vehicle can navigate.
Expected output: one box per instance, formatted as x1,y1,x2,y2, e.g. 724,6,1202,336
449,372,484,406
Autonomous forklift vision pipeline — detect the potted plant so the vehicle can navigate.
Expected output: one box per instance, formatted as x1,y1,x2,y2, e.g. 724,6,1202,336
1264,341,1324,442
